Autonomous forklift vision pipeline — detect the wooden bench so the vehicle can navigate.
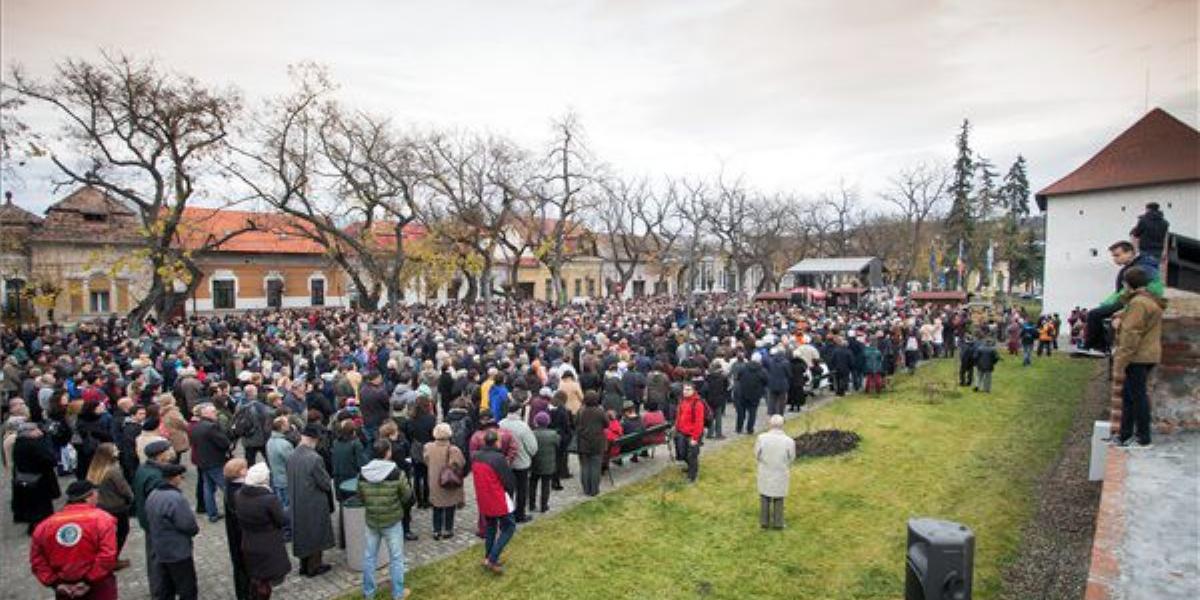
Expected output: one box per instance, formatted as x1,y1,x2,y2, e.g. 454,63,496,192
605,422,672,484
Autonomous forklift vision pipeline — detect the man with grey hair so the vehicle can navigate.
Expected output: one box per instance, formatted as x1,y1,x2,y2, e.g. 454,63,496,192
754,414,795,530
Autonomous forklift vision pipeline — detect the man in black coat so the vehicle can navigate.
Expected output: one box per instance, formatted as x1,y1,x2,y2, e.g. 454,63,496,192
1130,202,1169,265
973,340,1000,393
358,371,390,445
828,341,853,397
734,355,768,434
191,404,232,523
959,338,977,387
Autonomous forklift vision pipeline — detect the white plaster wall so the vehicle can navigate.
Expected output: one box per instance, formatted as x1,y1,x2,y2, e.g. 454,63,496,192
191,295,347,312
1042,182,1199,317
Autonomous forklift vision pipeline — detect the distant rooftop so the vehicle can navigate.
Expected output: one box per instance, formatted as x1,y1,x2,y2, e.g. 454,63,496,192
786,257,878,274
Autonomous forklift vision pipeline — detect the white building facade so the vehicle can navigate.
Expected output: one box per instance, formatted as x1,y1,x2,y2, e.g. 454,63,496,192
1037,108,1200,318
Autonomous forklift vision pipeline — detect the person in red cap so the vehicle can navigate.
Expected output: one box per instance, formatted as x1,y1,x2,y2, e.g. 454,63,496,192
29,479,119,599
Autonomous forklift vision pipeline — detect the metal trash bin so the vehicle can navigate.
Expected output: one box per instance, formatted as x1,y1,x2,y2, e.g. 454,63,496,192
340,493,391,572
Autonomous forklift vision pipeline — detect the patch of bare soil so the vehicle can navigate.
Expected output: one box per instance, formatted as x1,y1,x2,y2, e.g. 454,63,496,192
998,364,1109,600
793,429,861,458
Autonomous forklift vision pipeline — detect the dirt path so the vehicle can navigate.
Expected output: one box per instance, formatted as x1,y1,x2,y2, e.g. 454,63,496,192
999,360,1108,599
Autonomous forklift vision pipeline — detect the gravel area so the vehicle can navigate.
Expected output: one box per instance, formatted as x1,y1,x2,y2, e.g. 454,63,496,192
998,362,1107,600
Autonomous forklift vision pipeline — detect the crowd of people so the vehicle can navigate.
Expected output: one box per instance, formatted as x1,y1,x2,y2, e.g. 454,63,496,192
3,292,1048,599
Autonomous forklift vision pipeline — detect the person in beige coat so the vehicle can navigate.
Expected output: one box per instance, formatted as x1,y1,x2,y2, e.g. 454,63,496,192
157,396,191,462
423,423,465,540
754,415,795,530
558,372,584,415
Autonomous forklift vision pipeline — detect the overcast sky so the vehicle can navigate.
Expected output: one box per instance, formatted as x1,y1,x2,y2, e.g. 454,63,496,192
1,0,1196,213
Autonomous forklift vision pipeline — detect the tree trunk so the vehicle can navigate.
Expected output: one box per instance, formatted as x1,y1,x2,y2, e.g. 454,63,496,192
462,268,479,303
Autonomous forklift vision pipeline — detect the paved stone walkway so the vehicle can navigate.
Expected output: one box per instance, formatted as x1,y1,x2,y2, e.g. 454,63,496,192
1111,433,1200,600
2,394,835,599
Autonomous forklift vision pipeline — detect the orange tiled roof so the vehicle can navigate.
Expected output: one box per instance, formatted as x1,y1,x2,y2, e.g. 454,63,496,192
178,207,329,254
343,220,429,249
1036,108,1200,210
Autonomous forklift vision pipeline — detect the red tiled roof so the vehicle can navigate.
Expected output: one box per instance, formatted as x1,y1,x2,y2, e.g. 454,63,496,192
1036,108,1200,210
753,291,792,301
343,220,429,249
177,207,328,254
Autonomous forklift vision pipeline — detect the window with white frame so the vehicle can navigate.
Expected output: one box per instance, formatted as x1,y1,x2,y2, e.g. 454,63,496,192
311,278,325,306
213,279,236,310
89,290,110,313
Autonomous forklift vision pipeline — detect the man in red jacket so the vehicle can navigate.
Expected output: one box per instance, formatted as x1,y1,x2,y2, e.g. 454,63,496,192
30,480,119,600
675,383,708,483
471,430,516,574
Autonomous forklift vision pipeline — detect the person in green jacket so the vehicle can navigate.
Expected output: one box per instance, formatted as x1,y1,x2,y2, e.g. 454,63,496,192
358,438,413,600
1080,240,1165,355
331,419,368,501
862,339,885,395
529,412,560,514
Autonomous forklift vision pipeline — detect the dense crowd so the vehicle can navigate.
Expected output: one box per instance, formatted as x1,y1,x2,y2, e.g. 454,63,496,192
3,294,1044,600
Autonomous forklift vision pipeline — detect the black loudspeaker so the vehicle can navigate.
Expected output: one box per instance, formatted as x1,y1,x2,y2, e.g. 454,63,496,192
905,518,974,600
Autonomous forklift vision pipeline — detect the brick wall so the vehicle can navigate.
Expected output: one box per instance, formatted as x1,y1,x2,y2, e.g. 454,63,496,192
1111,295,1200,434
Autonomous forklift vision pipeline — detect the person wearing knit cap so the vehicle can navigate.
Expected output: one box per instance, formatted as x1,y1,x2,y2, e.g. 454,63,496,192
145,462,199,599
234,458,291,599
529,412,559,514
30,479,119,600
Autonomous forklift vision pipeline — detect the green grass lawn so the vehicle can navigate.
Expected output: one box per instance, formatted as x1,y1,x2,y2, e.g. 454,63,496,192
351,355,1093,600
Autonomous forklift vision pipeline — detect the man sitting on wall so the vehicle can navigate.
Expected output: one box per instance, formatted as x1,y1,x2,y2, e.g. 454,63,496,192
1076,241,1163,357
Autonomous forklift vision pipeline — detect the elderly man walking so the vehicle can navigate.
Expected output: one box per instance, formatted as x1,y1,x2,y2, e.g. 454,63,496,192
754,415,795,530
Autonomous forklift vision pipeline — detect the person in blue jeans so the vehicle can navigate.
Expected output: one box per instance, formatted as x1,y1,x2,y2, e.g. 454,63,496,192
358,439,413,599
472,430,517,574
189,404,231,523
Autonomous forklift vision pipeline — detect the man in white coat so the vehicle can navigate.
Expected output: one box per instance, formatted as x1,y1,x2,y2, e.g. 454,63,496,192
754,415,795,530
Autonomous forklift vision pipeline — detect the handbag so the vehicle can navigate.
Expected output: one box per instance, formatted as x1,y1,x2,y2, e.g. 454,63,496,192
437,445,463,489
14,471,42,489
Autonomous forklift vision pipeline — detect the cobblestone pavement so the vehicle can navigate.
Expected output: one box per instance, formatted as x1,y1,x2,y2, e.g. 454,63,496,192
1,395,835,599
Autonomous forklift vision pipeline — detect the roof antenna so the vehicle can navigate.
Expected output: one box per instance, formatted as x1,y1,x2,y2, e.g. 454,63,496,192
1144,67,1150,113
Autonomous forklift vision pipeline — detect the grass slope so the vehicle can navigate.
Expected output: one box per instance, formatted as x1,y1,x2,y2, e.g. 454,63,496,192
354,355,1092,600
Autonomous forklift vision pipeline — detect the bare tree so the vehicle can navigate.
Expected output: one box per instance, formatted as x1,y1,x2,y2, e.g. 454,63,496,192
419,131,526,301
820,181,861,257
522,113,596,305
880,163,950,285
673,178,713,294
230,66,421,309
6,53,245,329
744,194,797,292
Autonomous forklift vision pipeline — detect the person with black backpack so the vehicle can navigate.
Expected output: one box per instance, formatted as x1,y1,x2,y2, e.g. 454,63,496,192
233,390,271,465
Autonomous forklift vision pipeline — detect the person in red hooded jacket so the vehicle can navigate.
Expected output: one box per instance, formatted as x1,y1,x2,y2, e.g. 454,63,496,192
471,430,516,575
30,480,119,600
674,383,707,483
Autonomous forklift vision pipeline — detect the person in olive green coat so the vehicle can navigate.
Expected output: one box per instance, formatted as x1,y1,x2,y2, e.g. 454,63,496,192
358,438,413,599
529,412,560,513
